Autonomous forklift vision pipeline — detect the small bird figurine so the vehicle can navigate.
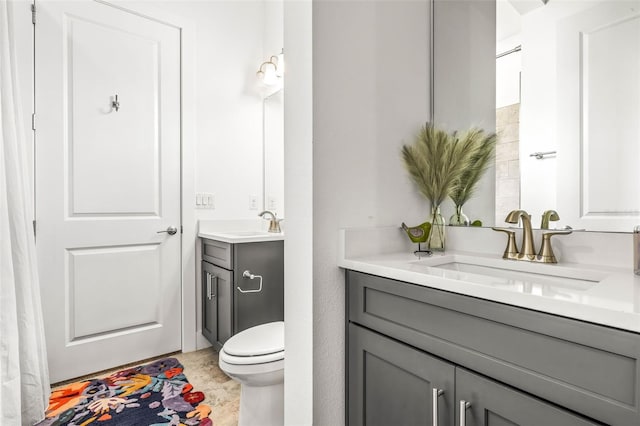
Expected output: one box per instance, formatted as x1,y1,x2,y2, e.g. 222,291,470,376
401,222,432,243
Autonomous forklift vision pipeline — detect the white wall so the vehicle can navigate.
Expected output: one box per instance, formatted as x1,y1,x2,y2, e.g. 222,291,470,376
283,0,313,423
136,1,266,222
311,1,431,424
262,0,284,216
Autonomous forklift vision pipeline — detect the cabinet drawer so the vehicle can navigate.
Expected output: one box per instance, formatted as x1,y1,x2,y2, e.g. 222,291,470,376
202,239,232,269
347,270,640,425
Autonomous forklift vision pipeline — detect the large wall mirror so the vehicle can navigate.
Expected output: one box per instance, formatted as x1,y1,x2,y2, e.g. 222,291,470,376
436,0,640,233
263,89,284,217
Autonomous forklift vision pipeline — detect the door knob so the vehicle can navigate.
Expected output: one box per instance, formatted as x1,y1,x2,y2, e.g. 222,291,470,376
157,226,178,235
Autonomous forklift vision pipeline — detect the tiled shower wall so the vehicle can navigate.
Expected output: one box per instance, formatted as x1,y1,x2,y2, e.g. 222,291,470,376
495,103,520,225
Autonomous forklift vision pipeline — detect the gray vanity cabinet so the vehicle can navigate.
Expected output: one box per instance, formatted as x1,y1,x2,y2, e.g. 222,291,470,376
346,270,640,425
202,238,284,350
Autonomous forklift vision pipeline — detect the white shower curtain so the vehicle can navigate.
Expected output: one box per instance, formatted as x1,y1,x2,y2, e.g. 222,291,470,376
0,0,50,424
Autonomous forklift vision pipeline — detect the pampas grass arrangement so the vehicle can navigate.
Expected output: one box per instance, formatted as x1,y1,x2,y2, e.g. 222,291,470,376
401,122,496,248
401,123,477,208
449,128,497,208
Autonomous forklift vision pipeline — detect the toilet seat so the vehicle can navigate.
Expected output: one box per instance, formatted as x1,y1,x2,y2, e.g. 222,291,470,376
220,349,284,365
220,321,284,365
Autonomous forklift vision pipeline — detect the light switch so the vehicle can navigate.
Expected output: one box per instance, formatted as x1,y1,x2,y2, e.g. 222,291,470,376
196,194,202,206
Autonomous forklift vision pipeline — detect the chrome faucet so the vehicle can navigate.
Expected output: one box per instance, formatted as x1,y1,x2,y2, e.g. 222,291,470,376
493,209,571,263
505,210,536,261
541,210,560,229
259,210,282,233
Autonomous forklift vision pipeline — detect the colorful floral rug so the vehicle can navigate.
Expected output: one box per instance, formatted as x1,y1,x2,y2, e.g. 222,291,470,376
36,357,212,426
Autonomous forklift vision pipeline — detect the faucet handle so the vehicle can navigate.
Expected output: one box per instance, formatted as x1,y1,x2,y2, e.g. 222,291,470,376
491,227,519,260
541,210,560,229
538,229,572,263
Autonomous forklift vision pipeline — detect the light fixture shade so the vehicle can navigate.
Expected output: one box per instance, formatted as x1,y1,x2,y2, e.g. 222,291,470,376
257,61,278,86
263,65,278,86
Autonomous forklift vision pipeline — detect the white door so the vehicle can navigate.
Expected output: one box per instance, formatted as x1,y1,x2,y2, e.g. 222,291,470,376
35,0,182,383
556,1,640,231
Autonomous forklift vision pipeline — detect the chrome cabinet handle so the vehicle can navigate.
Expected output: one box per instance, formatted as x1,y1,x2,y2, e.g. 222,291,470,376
157,226,178,235
432,388,444,426
206,272,217,300
459,400,472,426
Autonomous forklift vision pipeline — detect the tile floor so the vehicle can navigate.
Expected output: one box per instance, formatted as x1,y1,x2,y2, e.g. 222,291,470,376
51,348,240,426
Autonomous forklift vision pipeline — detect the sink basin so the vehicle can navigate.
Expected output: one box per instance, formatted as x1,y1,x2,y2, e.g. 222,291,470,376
409,255,610,298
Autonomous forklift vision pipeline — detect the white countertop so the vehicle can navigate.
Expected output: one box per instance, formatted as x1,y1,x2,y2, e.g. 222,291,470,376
338,228,640,333
198,219,285,243
198,230,284,244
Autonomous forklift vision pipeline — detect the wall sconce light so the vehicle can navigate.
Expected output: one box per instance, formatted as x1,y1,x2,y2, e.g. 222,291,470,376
257,50,284,86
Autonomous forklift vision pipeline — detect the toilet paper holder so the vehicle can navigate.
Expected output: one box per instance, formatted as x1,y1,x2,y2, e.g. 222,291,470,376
239,270,263,293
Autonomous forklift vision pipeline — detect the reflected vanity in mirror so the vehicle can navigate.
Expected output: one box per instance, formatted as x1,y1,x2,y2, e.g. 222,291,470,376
263,89,284,217
494,0,640,232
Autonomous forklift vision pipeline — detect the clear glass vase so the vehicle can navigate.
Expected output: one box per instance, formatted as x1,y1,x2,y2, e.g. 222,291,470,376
449,204,470,226
428,205,446,251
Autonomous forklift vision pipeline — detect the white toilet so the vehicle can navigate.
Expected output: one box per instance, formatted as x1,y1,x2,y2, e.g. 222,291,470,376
218,321,284,426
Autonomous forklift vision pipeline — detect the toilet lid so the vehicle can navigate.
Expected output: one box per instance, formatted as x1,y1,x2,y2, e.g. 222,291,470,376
223,321,284,357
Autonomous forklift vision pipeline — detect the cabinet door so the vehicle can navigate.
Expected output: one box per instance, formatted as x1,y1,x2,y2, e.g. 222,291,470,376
455,368,599,426
202,261,232,349
349,324,455,426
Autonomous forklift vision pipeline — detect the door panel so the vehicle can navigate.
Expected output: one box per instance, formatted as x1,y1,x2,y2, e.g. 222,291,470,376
68,244,161,339
36,0,181,382
68,15,161,215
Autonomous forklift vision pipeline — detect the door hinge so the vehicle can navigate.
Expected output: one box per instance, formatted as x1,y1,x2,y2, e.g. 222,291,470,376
31,4,36,25
180,225,183,234
31,113,36,131
32,220,36,237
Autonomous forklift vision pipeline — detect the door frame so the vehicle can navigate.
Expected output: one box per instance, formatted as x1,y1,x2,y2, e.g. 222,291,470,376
34,0,198,353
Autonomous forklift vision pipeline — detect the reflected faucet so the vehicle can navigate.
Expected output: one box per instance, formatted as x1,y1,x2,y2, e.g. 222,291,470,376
505,210,537,261
259,210,282,233
541,210,560,230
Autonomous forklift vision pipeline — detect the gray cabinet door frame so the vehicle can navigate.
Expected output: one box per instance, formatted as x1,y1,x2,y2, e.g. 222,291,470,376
455,368,599,426
349,323,455,426
202,261,232,349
